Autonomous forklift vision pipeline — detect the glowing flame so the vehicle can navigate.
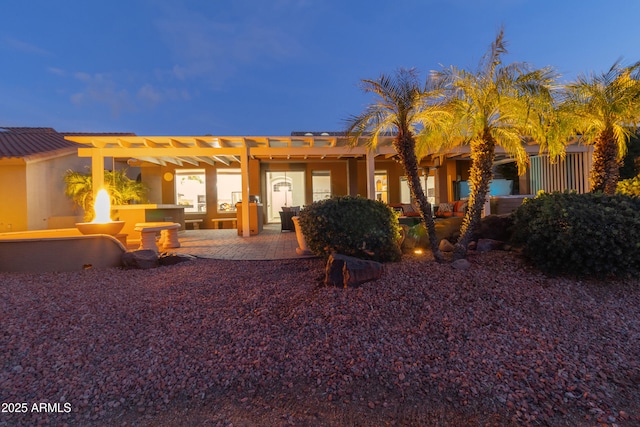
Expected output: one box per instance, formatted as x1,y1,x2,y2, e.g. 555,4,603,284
92,189,112,223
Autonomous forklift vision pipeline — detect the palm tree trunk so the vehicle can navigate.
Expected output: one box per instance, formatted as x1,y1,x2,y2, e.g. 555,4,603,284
394,133,444,262
590,128,620,194
454,132,496,260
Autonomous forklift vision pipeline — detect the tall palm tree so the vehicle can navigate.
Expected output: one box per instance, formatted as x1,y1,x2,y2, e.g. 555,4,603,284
432,29,564,260
559,60,640,194
346,68,450,262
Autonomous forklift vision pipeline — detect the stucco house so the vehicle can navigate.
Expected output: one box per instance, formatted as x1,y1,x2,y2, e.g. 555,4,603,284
0,127,134,232
65,131,593,237
0,126,593,235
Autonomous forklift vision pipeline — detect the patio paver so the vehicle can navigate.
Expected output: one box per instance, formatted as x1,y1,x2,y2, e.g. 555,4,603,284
160,224,315,260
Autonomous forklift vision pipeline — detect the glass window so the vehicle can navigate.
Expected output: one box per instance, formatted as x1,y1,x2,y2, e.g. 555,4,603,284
312,171,331,201
400,175,429,204
375,171,388,203
400,175,435,211
216,168,242,212
175,169,206,213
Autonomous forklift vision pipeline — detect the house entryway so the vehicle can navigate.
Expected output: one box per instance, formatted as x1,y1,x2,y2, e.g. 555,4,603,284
265,171,305,223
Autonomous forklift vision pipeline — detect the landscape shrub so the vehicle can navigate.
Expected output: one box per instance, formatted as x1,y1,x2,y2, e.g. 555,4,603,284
510,191,640,277
297,195,402,262
617,175,640,197
472,214,514,242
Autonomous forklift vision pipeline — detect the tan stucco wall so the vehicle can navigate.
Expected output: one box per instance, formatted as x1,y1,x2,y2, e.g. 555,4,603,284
305,161,349,201
26,153,90,230
141,166,163,203
0,160,28,232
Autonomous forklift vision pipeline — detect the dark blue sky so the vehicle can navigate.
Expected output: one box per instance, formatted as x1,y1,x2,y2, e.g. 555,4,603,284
1,0,638,136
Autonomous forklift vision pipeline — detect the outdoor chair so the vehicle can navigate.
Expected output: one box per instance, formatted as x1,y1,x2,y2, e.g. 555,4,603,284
279,206,300,232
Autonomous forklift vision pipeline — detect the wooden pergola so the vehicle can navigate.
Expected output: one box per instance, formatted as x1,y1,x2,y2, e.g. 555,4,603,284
65,134,400,237
65,134,589,235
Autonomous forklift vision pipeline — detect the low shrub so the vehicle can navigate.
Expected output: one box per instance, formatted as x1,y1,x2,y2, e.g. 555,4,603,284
617,175,640,197
472,214,514,242
510,191,640,277
297,195,402,262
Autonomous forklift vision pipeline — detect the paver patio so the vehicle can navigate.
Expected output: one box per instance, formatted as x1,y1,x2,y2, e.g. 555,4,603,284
166,223,314,260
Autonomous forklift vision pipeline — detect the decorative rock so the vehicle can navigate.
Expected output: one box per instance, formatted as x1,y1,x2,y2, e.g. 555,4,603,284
122,250,159,269
451,258,471,270
476,238,505,252
325,253,383,288
158,252,197,266
438,239,455,252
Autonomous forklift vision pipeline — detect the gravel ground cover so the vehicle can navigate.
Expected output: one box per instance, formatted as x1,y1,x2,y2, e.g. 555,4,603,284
1,251,640,426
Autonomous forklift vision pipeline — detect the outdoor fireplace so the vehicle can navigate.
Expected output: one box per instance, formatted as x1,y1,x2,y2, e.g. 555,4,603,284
75,189,124,235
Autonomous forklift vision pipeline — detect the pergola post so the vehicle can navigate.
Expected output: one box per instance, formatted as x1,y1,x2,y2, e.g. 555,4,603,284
366,149,376,200
91,148,105,202
240,144,251,237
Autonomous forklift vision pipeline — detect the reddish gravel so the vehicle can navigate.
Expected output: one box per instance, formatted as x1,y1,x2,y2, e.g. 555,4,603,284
1,251,640,426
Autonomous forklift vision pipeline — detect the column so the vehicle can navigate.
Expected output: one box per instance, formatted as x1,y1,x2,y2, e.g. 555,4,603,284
240,144,251,237
91,148,105,201
365,149,376,200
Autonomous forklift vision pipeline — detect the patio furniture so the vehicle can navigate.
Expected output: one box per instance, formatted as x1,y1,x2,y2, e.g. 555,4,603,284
185,218,203,229
134,222,181,252
389,203,423,226
435,200,467,218
211,218,237,229
279,206,300,232
279,211,295,231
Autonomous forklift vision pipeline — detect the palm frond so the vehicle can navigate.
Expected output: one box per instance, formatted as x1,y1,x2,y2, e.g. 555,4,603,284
478,26,507,79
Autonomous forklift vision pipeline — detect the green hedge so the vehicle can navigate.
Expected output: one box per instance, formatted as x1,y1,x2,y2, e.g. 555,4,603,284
510,192,640,277
297,195,402,262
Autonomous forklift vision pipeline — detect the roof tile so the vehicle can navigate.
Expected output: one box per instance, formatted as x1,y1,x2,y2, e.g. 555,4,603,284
0,127,135,159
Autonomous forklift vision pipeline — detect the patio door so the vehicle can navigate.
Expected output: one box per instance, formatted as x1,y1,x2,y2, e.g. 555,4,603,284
266,171,306,223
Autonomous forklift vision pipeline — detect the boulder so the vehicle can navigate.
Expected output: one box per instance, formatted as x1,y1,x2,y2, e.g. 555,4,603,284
476,238,505,252
452,258,471,270
325,253,383,288
122,249,159,269
438,239,455,252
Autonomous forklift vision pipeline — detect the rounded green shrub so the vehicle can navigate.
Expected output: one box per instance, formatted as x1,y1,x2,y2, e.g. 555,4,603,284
510,192,640,277
298,195,402,262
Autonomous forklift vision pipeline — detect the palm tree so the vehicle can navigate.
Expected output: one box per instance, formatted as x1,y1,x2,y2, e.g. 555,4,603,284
432,29,564,260
64,168,147,221
346,68,450,262
559,60,640,194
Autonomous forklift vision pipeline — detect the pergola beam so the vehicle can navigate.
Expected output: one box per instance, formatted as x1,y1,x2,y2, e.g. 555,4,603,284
196,156,216,166
177,156,200,166
212,156,230,166
135,156,166,166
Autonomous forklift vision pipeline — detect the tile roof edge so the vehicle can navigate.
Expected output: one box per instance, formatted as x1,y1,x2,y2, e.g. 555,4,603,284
19,147,78,163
